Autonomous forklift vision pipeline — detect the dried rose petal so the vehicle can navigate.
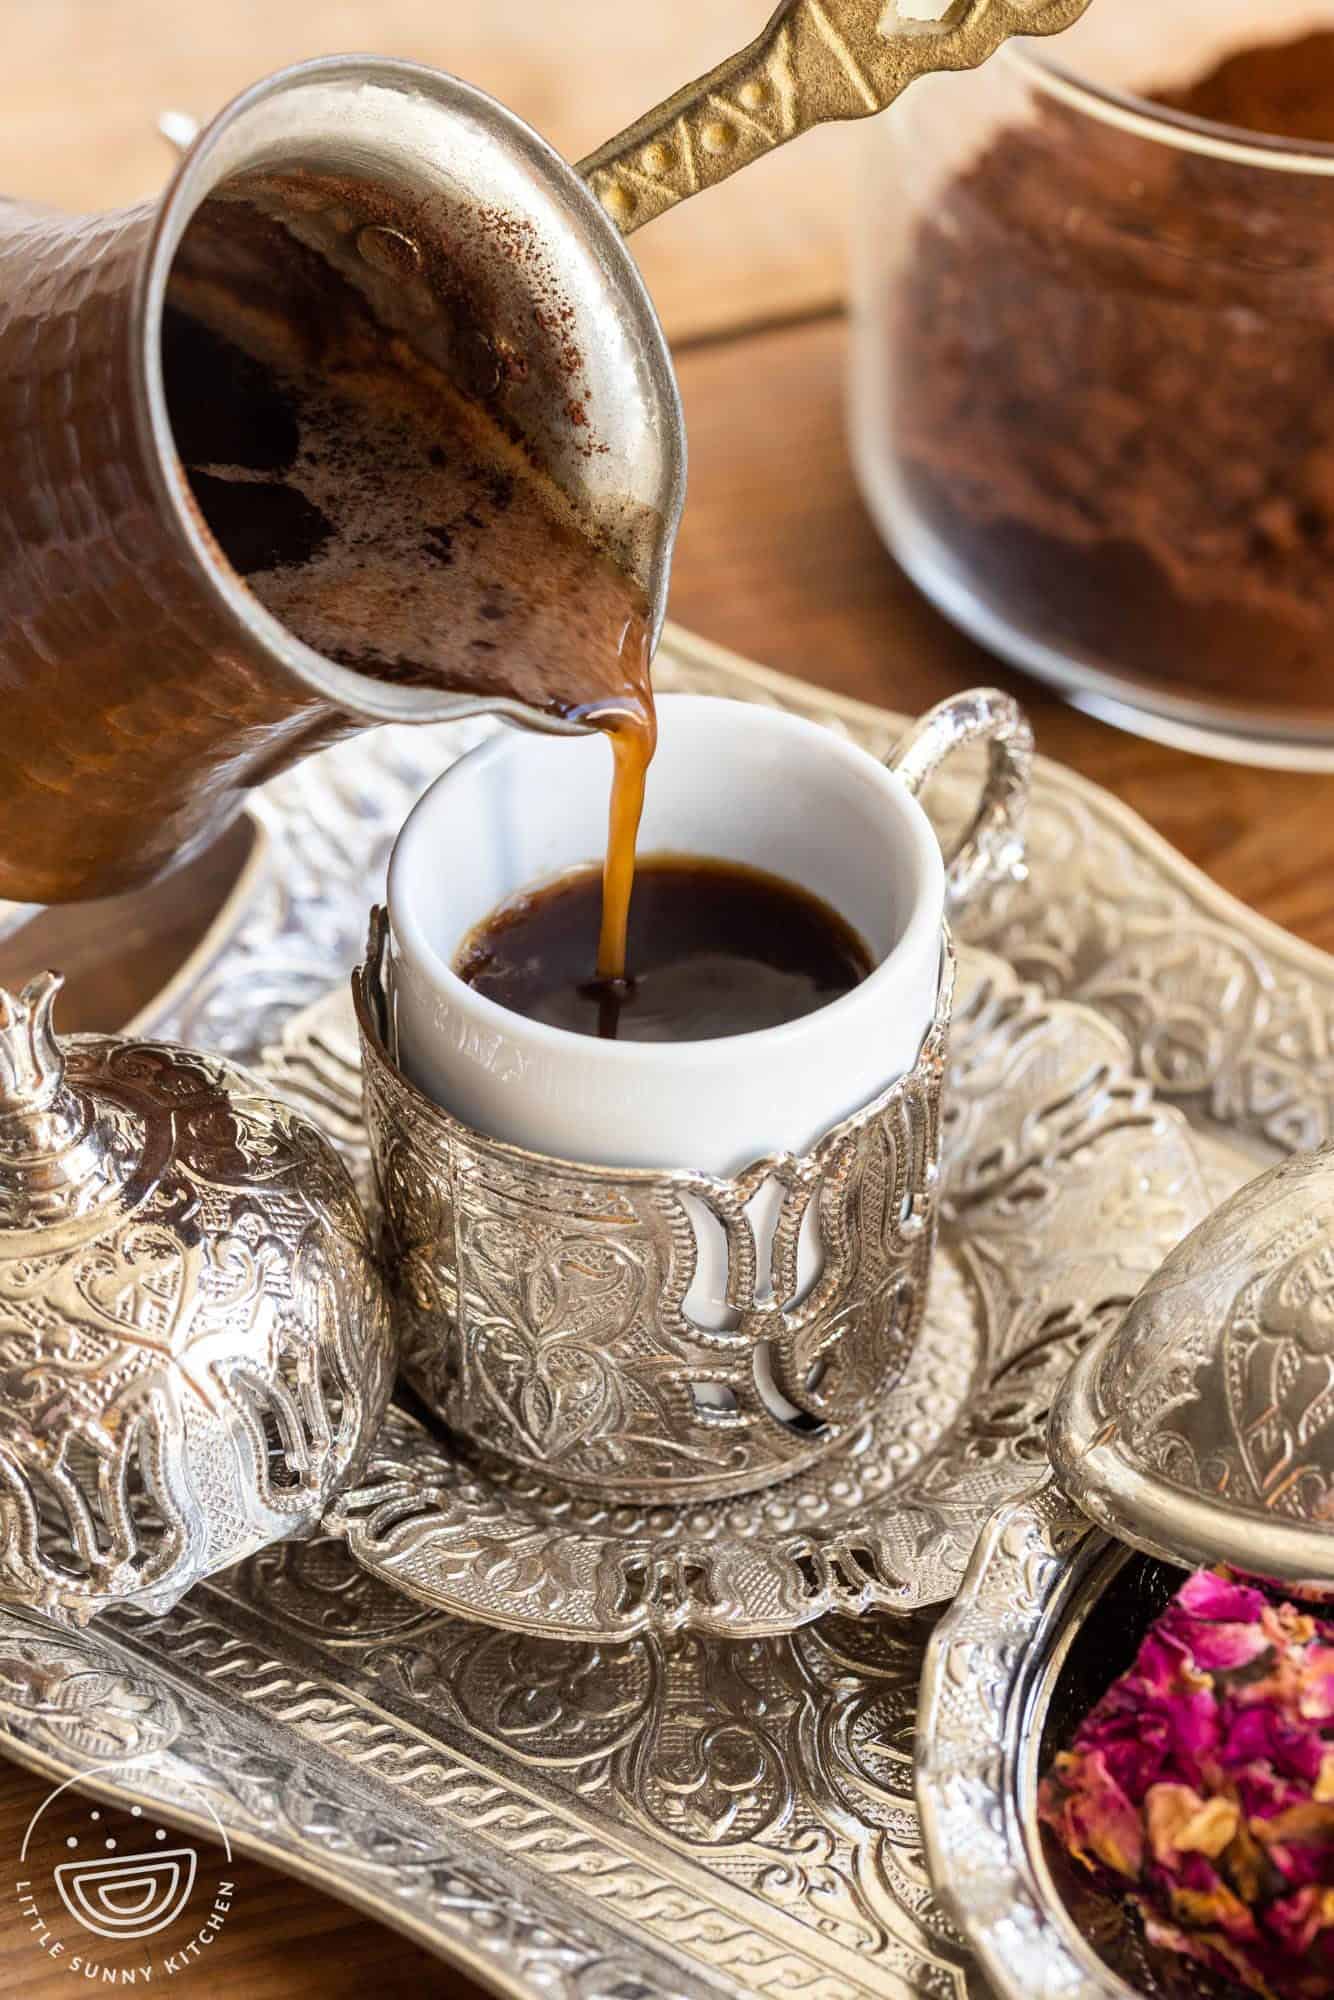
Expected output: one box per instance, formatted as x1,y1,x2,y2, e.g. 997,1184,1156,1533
1180,1572,1269,1624
1040,1567,1334,1999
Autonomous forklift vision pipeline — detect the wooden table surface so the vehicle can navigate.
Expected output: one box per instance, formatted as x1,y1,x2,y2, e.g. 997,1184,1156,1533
5,5,1334,1996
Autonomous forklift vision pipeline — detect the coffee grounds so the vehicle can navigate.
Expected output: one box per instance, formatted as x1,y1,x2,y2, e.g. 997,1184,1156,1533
1156,32,1334,141
889,31,1334,720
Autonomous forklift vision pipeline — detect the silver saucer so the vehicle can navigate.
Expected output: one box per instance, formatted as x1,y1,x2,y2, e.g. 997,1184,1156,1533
265,944,1216,1642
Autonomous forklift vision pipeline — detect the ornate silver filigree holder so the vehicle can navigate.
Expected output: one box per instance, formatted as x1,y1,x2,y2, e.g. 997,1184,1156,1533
358,908,954,1511
919,1145,1334,2000
0,972,395,1628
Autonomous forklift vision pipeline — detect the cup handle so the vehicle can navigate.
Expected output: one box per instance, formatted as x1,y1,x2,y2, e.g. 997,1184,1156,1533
886,688,1033,915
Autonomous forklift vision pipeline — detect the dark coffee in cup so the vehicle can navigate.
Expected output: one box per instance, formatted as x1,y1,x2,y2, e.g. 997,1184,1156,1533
456,855,874,1042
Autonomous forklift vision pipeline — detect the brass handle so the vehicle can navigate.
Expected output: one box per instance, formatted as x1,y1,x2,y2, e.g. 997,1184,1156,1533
578,0,1093,235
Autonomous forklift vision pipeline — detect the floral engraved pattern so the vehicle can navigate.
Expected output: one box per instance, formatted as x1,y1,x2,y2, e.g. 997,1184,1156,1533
357,930,953,1508
0,1565,981,2000
1052,1144,1334,1578
0,1631,182,1765
0,1035,394,1625
0,1606,681,2000
321,940,1214,1642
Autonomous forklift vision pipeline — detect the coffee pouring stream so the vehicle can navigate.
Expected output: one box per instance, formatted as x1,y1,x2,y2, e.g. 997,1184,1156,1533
0,0,1088,911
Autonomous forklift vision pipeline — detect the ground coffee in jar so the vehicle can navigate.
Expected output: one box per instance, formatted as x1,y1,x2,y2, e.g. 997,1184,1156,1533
889,31,1334,723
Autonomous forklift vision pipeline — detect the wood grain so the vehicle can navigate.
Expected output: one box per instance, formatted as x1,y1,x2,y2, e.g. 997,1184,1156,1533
0,0,857,343
0,1764,443,1998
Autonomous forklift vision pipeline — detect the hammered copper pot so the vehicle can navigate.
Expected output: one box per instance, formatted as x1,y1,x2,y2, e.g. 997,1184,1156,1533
0,57,683,906
1,186,348,908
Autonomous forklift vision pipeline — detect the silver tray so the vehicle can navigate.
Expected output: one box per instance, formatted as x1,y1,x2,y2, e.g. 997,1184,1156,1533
1,624,1329,2000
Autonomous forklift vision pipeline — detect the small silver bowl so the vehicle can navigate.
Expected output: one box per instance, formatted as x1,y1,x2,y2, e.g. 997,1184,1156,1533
918,1483,1149,2000
918,1144,1334,2000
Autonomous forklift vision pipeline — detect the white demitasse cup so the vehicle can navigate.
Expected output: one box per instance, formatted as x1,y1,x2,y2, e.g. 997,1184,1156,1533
392,695,942,1171
385,690,1030,1333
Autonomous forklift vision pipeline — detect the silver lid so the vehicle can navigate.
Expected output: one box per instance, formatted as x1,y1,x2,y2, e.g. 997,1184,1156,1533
0,971,395,1625
1049,1145,1334,1585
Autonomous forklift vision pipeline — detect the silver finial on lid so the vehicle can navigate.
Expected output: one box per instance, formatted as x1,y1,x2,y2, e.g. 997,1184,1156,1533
0,970,65,1112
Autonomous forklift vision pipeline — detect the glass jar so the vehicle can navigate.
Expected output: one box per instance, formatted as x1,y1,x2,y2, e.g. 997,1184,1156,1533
852,0,1334,767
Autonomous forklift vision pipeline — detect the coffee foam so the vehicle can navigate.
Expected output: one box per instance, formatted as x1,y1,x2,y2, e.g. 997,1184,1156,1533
164,193,650,719
165,187,657,984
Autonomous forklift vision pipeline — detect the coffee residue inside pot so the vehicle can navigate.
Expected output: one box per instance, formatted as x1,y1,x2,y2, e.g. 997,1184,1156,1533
163,184,654,986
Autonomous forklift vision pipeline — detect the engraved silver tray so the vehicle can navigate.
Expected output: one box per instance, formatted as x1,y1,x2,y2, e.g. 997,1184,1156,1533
1,624,1330,2000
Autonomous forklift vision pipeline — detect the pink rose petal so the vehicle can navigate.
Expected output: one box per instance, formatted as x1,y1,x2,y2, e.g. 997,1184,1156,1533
1042,1568,1334,1999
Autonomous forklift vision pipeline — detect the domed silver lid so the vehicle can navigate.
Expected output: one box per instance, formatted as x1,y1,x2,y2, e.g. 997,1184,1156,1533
0,971,394,1626
1049,1145,1334,1586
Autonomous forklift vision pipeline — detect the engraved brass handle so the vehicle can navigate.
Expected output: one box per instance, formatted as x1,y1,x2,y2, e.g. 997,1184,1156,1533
888,688,1033,913
577,0,1093,235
